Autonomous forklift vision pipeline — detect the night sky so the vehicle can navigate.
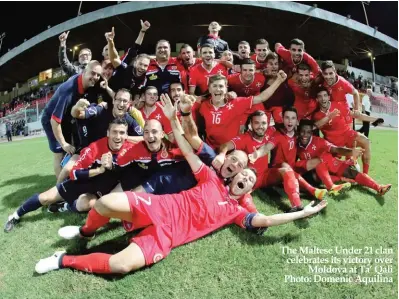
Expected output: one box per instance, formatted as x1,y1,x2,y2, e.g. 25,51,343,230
0,1,397,75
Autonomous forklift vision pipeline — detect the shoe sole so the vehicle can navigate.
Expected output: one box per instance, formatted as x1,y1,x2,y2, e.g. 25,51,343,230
379,185,392,196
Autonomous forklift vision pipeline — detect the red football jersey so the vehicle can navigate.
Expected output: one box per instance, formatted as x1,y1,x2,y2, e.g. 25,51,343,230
297,136,333,161
313,101,352,140
199,96,253,148
250,53,268,72
228,73,265,97
140,103,172,134
269,130,297,168
288,78,318,120
117,141,184,168
231,127,276,178
176,58,202,92
323,75,354,120
276,45,320,76
70,137,133,180
189,62,228,94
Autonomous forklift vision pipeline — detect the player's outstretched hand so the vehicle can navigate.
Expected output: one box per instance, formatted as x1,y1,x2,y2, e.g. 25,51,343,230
62,143,75,155
277,70,288,82
159,94,177,120
105,27,115,42
248,148,260,164
352,147,364,160
303,200,328,217
59,31,70,45
140,20,151,32
212,153,226,171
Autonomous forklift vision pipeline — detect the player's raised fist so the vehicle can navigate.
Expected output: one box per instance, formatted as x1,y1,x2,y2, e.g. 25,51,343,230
179,94,194,113
59,31,70,45
140,20,151,31
212,153,226,171
105,27,115,42
277,70,287,82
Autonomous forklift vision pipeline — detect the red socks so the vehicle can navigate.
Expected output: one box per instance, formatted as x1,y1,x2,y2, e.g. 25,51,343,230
294,172,316,194
363,163,370,174
62,253,112,274
81,208,110,236
283,170,301,207
355,173,380,191
315,163,334,190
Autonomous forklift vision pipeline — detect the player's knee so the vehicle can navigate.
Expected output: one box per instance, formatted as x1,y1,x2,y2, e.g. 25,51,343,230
95,195,116,216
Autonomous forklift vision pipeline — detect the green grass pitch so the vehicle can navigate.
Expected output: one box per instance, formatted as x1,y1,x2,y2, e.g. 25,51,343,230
0,131,397,299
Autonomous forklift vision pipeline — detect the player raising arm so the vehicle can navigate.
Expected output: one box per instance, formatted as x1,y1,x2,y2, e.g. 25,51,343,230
34,93,327,276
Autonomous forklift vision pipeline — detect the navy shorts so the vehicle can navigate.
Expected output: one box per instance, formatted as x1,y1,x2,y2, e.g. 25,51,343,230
42,118,63,153
57,171,119,204
119,164,152,191
142,162,197,194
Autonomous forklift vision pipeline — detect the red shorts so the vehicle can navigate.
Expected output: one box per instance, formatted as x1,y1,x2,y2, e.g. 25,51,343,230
325,130,358,148
264,167,283,186
321,153,354,177
123,192,174,266
265,106,283,125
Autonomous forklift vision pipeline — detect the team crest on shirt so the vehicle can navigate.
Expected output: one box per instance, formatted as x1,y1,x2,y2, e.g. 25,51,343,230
256,82,262,87
227,103,234,110
171,66,177,70
155,114,162,120
149,74,158,80
161,148,168,159
312,145,316,151
138,163,148,169
217,69,224,75
153,253,164,263
338,87,343,91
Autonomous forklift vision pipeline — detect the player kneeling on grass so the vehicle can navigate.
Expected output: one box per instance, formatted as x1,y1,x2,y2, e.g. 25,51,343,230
35,94,327,275
297,120,391,196
4,119,132,233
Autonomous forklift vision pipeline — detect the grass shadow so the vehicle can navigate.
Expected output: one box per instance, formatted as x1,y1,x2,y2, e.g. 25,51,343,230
255,187,292,212
351,185,385,206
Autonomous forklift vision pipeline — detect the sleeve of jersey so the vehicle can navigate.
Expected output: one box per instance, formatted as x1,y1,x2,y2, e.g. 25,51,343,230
234,211,268,235
238,194,258,213
84,104,103,119
70,146,95,181
343,78,355,94
162,117,173,135
323,139,334,152
196,141,217,166
276,45,291,61
230,135,244,150
51,90,72,123
303,53,321,75
193,163,211,184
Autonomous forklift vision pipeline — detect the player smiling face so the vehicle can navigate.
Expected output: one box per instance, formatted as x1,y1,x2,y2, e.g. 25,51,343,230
229,168,256,196
283,110,298,133
255,44,269,59
241,63,256,83
251,114,268,138
169,82,184,103
220,150,248,178
221,50,233,63
83,62,102,88
113,90,131,118
107,123,128,151
201,46,215,66
298,123,313,147
316,90,331,109
238,43,250,58
144,87,159,107
289,44,304,63
156,41,171,61
297,68,311,87
322,67,337,86
134,56,150,77
208,77,228,102
143,119,164,152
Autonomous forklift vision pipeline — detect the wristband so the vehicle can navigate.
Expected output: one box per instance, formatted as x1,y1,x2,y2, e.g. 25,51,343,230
180,110,191,117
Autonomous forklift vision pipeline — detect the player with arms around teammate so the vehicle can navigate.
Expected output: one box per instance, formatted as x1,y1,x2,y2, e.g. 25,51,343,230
41,61,102,179
34,95,327,275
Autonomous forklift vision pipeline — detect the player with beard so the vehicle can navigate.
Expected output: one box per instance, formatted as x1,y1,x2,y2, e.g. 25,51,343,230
189,44,228,96
139,86,174,143
105,25,151,101
261,52,295,125
275,39,320,77
197,21,229,59
145,40,181,95
197,70,287,149
55,88,143,184
313,86,383,174
41,61,102,179
4,119,133,232
249,107,327,212
297,120,391,196
176,44,202,91
34,96,327,276
287,63,318,120
250,39,270,72
214,110,275,190
321,60,362,124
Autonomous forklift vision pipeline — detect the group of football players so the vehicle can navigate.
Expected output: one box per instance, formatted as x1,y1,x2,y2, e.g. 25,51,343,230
4,20,391,276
